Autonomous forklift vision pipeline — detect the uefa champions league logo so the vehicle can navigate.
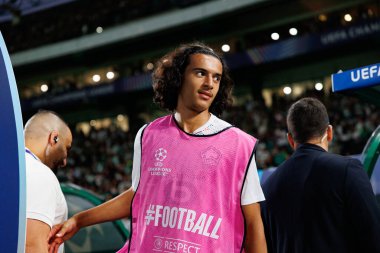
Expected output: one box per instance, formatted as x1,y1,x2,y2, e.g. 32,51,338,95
148,148,171,176
155,148,167,167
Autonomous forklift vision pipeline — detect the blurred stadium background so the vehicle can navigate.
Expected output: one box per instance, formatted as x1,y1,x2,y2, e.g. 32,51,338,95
1,1,379,247
1,0,379,198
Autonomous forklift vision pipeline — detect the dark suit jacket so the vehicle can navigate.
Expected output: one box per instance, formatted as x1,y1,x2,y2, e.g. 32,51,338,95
261,143,380,253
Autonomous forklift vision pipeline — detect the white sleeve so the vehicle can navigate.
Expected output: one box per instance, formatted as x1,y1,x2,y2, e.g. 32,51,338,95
26,161,56,228
241,155,265,205
131,124,147,191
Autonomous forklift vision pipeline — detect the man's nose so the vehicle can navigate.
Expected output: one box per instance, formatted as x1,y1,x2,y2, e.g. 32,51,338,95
204,75,214,89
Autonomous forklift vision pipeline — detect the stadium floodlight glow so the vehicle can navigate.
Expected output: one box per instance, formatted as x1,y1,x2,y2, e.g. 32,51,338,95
146,63,154,71
221,44,230,52
318,14,327,22
283,86,292,95
289,28,298,36
96,26,103,33
271,32,280,41
40,84,48,92
117,114,124,122
92,74,101,82
344,14,352,22
106,71,115,80
368,9,374,17
315,82,323,91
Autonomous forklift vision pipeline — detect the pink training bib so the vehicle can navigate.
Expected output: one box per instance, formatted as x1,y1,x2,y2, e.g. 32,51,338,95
120,115,257,253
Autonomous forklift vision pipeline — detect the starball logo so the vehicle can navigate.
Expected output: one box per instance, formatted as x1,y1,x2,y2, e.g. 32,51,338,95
155,148,168,162
148,148,172,177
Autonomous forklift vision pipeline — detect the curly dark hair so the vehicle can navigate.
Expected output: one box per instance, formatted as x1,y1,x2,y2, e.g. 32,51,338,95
152,42,234,116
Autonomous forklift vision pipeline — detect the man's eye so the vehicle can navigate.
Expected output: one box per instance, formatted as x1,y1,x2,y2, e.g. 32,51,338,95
196,71,205,76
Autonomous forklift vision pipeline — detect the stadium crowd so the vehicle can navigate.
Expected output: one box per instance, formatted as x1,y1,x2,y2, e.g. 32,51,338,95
1,0,209,53
3,0,377,53
57,91,380,199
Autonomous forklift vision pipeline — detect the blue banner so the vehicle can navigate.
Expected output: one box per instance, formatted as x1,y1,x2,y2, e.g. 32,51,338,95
332,63,380,92
0,32,26,252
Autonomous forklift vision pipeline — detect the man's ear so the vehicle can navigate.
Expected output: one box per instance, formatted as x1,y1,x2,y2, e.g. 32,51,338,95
49,131,59,146
327,124,333,142
287,133,296,150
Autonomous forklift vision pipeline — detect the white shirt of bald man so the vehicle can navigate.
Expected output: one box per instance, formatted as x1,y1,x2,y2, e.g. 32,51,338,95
26,148,68,253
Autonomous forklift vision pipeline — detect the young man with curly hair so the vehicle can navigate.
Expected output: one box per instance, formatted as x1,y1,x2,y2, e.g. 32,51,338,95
49,43,267,253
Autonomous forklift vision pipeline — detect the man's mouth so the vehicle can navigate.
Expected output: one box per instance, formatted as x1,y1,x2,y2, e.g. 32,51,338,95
197,89,213,98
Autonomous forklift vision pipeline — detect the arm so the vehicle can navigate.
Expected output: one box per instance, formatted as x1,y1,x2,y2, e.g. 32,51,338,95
26,219,51,253
75,186,135,226
241,156,267,252
49,125,145,252
49,187,134,244
242,203,267,253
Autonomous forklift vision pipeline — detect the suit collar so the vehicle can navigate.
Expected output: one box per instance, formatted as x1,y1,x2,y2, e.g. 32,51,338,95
296,143,326,152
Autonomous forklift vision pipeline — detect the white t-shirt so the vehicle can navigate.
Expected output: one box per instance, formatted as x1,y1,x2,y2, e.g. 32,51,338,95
26,149,67,253
131,114,265,205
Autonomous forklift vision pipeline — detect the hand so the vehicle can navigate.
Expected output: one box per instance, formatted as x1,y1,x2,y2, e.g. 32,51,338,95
48,217,79,253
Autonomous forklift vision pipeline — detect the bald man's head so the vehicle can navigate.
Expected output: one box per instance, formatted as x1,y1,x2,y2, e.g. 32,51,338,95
24,110,72,170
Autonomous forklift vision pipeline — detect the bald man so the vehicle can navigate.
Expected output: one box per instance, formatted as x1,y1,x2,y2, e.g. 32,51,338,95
24,110,72,253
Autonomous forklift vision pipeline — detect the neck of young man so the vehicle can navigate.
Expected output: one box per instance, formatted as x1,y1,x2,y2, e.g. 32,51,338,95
174,108,211,134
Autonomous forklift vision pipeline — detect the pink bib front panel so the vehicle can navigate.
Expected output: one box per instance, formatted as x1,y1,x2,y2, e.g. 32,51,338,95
128,115,257,253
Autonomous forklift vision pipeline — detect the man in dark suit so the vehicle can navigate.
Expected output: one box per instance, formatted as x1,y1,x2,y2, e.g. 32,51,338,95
261,97,380,253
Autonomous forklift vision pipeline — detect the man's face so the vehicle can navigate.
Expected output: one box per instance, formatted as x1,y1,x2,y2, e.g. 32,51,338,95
48,129,72,170
177,53,222,113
